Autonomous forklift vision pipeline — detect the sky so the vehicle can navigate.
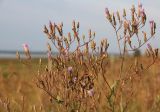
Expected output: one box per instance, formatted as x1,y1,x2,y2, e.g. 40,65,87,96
0,0,160,53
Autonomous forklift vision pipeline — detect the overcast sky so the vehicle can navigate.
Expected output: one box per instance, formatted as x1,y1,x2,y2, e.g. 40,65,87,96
0,0,159,53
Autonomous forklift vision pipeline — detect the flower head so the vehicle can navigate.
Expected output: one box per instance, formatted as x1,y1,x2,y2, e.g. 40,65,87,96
105,8,110,17
22,43,31,59
87,89,94,97
68,66,73,74
149,20,154,29
140,8,144,16
72,77,77,83
22,43,29,52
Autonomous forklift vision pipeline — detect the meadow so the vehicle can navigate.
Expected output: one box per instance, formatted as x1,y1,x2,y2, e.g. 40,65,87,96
0,56,160,112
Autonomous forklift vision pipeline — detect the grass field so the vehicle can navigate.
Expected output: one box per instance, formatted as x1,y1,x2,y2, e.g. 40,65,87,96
0,57,160,112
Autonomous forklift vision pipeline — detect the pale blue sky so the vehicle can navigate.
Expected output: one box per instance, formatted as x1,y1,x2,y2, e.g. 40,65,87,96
0,0,159,53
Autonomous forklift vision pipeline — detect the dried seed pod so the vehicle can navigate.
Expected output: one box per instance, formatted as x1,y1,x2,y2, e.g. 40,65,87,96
131,5,135,22
16,51,20,60
138,3,142,17
116,11,121,22
132,19,138,34
113,14,116,26
49,21,55,35
56,24,63,36
77,22,79,29
68,32,71,42
93,32,96,37
88,29,92,38
141,9,146,25
154,48,159,58
145,49,150,57
147,44,154,55
104,39,109,51
124,20,129,30
105,8,110,17
72,20,76,30
91,41,96,50
142,31,147,42
105,8,112,22
154,22,156,34
123,9,126,17
47,43,51,51
127,36,132,48
43,25,48,34
22,43,31,59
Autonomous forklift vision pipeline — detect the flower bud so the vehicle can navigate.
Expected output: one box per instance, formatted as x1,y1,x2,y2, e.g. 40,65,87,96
77,22,79,29
49,21,55,35
91,41,96,50
47,43,51,51
22,43,31,59
149,20,155,36
88,29,91,38
105,8,110,17
72,20,75,30
123,9,126,17
16,51,20,60
154,49,159,58
113,14,116,26
105,8,112,22
68,32,71,42
116,11,120,22
138,3,142,17
43,25,48,34
147,44,153,53
140,9,146,24
142,31,147,42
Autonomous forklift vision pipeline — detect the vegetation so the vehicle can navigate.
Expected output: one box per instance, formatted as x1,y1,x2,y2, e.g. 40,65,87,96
0,2,160,112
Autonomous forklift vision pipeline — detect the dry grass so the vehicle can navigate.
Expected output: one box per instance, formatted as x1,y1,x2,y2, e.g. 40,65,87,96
0,57,160,112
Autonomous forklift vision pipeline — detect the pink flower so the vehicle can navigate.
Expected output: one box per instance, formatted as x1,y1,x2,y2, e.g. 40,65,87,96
22,43,29,52
149,20,154,29
68,66,73,74
140,9,145,17
87,89,94,97
72,77,77,83
105,8,110,17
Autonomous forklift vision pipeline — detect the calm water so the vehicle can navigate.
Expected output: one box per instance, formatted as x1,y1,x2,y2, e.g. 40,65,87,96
0,51,48,58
